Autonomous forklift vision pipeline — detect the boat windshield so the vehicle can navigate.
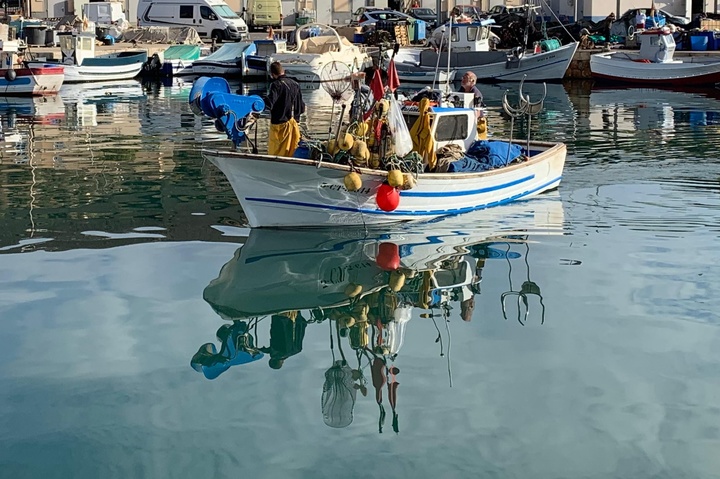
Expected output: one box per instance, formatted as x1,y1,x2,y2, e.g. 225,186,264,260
214,5,240,18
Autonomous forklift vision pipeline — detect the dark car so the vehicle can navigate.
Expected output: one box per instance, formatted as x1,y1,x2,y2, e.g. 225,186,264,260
610,7,691,38
407,7,437,28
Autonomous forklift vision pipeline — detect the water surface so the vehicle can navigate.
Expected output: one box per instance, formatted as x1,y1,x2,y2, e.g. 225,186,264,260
1,79,720,479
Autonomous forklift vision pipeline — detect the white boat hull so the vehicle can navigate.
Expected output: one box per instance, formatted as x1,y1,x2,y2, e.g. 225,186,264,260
0,66,64,95
28,53,146,83
399,42,579,82
396,69,456,83
203,141,566,228
590,51,720,85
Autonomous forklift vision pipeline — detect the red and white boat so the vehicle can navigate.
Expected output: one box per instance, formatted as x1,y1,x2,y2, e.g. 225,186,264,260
590,27,720,86
1,40,64,96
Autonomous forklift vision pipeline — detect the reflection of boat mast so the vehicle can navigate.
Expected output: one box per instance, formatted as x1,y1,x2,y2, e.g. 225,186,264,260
501,242,545,325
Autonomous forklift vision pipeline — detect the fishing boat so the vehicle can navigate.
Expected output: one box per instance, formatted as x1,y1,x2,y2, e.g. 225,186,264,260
1,40,64,96
262,24,372,82
190,75,566,228
25,32,146,83
393,18,578,82
186,41,257,78
590,27,720,85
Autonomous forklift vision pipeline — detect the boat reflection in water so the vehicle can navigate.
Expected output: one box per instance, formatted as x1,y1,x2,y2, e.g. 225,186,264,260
192,195,565,431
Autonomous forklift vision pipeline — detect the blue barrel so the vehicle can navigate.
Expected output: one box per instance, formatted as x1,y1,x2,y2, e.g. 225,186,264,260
415,20,426,41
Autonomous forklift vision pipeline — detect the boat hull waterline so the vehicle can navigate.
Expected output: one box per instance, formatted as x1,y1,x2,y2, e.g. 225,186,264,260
203,141,566,228
0,66,65,95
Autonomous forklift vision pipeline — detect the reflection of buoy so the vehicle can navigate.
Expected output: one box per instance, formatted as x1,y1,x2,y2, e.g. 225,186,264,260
344,283,363,297
389,270,406,291
376,182,399,212
5,69,16,82
377,242,400,271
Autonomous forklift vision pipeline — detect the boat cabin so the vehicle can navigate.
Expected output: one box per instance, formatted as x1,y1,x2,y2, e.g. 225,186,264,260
402,92,481,151
59,31,96,66
637,28,677,63
0,40,21,69
253,38,287,56
433,21,493,52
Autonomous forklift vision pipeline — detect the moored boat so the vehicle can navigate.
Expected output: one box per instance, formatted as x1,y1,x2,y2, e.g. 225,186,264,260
188,41,257,78
264,24,373,82
590,27,720,85
26,32,146,83
393,19,579,82
1,40,64,96
189,76,566,228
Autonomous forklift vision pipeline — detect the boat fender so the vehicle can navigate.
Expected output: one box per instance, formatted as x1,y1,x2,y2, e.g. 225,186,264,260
387,169,403,188
376,182,400,212
4,69,16,82
511,46,524,59
343,171,362,191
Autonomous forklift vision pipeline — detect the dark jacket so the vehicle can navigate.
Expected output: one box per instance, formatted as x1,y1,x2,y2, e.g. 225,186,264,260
265,74,305,125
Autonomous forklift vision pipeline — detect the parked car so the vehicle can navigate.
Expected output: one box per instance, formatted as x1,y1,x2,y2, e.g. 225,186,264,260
610,7,691,38
453,4,484,19
486,4,527,20
407,7,437,28
354,9,414,28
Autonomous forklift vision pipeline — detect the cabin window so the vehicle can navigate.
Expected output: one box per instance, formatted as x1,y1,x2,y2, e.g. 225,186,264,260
80,36,93,51
451,27,458,42
434,115,468,141
200,6,217,20
180,5,194,18
467,26,478,41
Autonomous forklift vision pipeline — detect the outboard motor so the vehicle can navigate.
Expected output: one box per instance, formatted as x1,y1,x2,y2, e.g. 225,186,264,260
189,77,265,147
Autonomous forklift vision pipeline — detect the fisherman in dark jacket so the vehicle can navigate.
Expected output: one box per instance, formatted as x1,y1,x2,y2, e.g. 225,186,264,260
264,61,305,157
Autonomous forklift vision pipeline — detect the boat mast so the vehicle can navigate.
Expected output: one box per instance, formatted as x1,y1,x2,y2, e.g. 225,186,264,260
445,14,452,92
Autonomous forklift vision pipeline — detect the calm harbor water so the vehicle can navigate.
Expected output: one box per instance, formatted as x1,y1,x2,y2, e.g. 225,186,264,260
1,78,720,478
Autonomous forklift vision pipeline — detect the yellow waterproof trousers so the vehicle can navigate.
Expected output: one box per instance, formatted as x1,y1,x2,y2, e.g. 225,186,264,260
268,118,300,157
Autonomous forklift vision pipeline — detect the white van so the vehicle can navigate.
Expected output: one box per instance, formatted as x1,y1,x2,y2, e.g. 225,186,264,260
138,0,248,42
245,0,283,30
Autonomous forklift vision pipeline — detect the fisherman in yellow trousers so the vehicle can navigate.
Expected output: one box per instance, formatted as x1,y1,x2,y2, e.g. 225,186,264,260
265,61,305,157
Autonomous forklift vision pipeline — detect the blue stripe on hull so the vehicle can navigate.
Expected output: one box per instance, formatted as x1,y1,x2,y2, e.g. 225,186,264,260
401,174,534,197
244,176,562,217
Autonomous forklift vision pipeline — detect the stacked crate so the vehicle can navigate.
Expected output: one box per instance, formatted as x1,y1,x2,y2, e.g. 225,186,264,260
394,24,409,46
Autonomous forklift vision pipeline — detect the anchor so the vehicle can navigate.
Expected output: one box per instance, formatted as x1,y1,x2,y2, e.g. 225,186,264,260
501,76,547,160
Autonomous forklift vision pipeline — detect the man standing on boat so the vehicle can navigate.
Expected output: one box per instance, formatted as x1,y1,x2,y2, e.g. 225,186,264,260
458,72,484,107
265,61,305,157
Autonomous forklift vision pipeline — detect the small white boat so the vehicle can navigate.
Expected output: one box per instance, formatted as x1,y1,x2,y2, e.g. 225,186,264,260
187,41,257,78
394,19,578,82
266,24,372,82
1,40,64,96
190,77,566,228
590,28,720,86
26,32,146,83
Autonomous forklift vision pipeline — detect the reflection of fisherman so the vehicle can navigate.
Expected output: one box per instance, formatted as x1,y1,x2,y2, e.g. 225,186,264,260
260,311,308,369
190,320,264,380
